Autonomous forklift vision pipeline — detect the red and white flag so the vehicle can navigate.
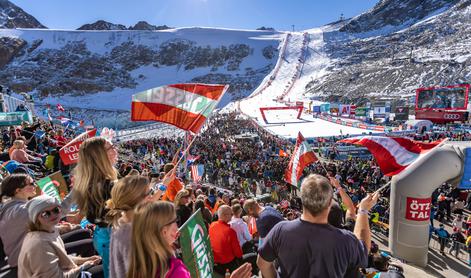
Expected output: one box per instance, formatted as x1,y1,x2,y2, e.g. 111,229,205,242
339,136,443,176
284,132,318,187
56,103,65,112
59,129,97,165
131,83,228,133
191,164,204,183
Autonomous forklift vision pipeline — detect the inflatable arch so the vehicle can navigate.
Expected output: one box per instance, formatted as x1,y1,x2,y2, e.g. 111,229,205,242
389,142,470,267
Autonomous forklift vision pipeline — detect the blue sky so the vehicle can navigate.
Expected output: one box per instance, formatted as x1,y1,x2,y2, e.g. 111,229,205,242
11,0,379,30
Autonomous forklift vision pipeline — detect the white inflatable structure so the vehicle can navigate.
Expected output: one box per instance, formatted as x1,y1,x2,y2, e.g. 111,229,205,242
389,142,470,267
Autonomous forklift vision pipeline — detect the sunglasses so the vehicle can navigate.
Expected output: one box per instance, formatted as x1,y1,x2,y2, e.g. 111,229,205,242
24,181,37,187
163,217,178,227
40,207,62,219
146,187,157,197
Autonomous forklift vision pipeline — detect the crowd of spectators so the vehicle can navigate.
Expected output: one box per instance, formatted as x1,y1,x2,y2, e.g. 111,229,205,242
0,113,470,278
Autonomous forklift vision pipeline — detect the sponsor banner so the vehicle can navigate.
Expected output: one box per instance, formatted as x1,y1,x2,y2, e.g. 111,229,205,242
405,197,431,221
320,103,330,113
0,111,33,126
59,129,97,165
415,110,467,123
312,106,321,113
180,209,213,278
330,108,339,114
37,176,61,202
395,107,409,121
339,105,356,115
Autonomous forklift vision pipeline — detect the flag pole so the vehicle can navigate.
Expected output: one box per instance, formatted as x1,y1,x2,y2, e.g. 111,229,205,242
184,131,189,177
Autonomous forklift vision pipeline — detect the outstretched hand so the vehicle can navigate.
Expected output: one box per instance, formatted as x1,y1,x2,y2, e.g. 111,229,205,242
230,263,252,278
359,191,380,211
328,176,341,189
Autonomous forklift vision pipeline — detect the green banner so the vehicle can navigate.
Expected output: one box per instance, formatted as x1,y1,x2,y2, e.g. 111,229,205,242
179,209,213,278
355,107,369,117
37,176,61,202
0,112,33,126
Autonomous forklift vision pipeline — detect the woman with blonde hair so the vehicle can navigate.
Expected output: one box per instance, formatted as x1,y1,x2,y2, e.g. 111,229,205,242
128,201,252,278
107,175,161,278
174,189,192,227
71,136,118,278
127,201,189,278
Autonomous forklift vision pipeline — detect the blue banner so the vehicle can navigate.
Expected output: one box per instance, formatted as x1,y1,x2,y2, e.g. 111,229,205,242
34,130,46,139
459,148,471,189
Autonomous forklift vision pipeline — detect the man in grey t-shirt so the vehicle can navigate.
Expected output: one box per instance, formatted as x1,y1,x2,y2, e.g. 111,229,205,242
257,174,379,278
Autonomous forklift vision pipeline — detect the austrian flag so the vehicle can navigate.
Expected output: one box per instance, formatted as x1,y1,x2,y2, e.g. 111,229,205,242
285,132,318,187
339,136,443,176
131,83,228,133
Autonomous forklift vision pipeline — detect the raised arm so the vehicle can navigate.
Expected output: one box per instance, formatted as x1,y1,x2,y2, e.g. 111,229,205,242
329,177,356,219
353,192,379,252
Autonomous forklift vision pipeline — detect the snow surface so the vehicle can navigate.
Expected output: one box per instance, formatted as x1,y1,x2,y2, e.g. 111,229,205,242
235,27,380,139
256,109,379,138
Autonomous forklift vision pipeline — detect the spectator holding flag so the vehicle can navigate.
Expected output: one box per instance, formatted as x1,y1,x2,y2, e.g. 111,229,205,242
70,137,118,278
161,163,183,202
257,174,377,278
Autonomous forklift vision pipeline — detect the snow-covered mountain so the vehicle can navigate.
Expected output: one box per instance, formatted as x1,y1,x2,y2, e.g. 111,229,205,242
0,27,280,112
340,0,460,34
303,0,471,103
0,0,46,29
0,0,470,128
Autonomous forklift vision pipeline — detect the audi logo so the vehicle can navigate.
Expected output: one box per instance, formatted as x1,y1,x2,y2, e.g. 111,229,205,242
444,114,461,120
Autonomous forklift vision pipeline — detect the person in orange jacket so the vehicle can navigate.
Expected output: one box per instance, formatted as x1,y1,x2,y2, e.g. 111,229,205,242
204,188,223,215
161,163,183,202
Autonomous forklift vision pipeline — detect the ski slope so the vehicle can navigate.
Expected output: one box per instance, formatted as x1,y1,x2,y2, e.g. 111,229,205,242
238,28,379,139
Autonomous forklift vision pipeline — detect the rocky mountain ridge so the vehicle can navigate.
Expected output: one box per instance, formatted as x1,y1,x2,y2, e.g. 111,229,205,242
304,0,471,103
77,20,171,31
0,0,46,29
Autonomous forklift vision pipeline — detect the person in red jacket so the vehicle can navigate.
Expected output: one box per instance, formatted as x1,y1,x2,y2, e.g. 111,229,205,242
209,205,243,275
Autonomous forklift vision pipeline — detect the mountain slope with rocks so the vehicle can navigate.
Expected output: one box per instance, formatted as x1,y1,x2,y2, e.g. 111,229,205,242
303,0,471,104
0,26,281,112
0,0,46,29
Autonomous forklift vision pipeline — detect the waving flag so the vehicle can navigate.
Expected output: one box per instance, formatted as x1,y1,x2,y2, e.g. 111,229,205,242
339,136,443,176
58,116,71,125
284,132,318,187
191,164,204,183
58,117,80,129
59,129,97,165
56,103,65,112
131,83,228,133
187,154,201,167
